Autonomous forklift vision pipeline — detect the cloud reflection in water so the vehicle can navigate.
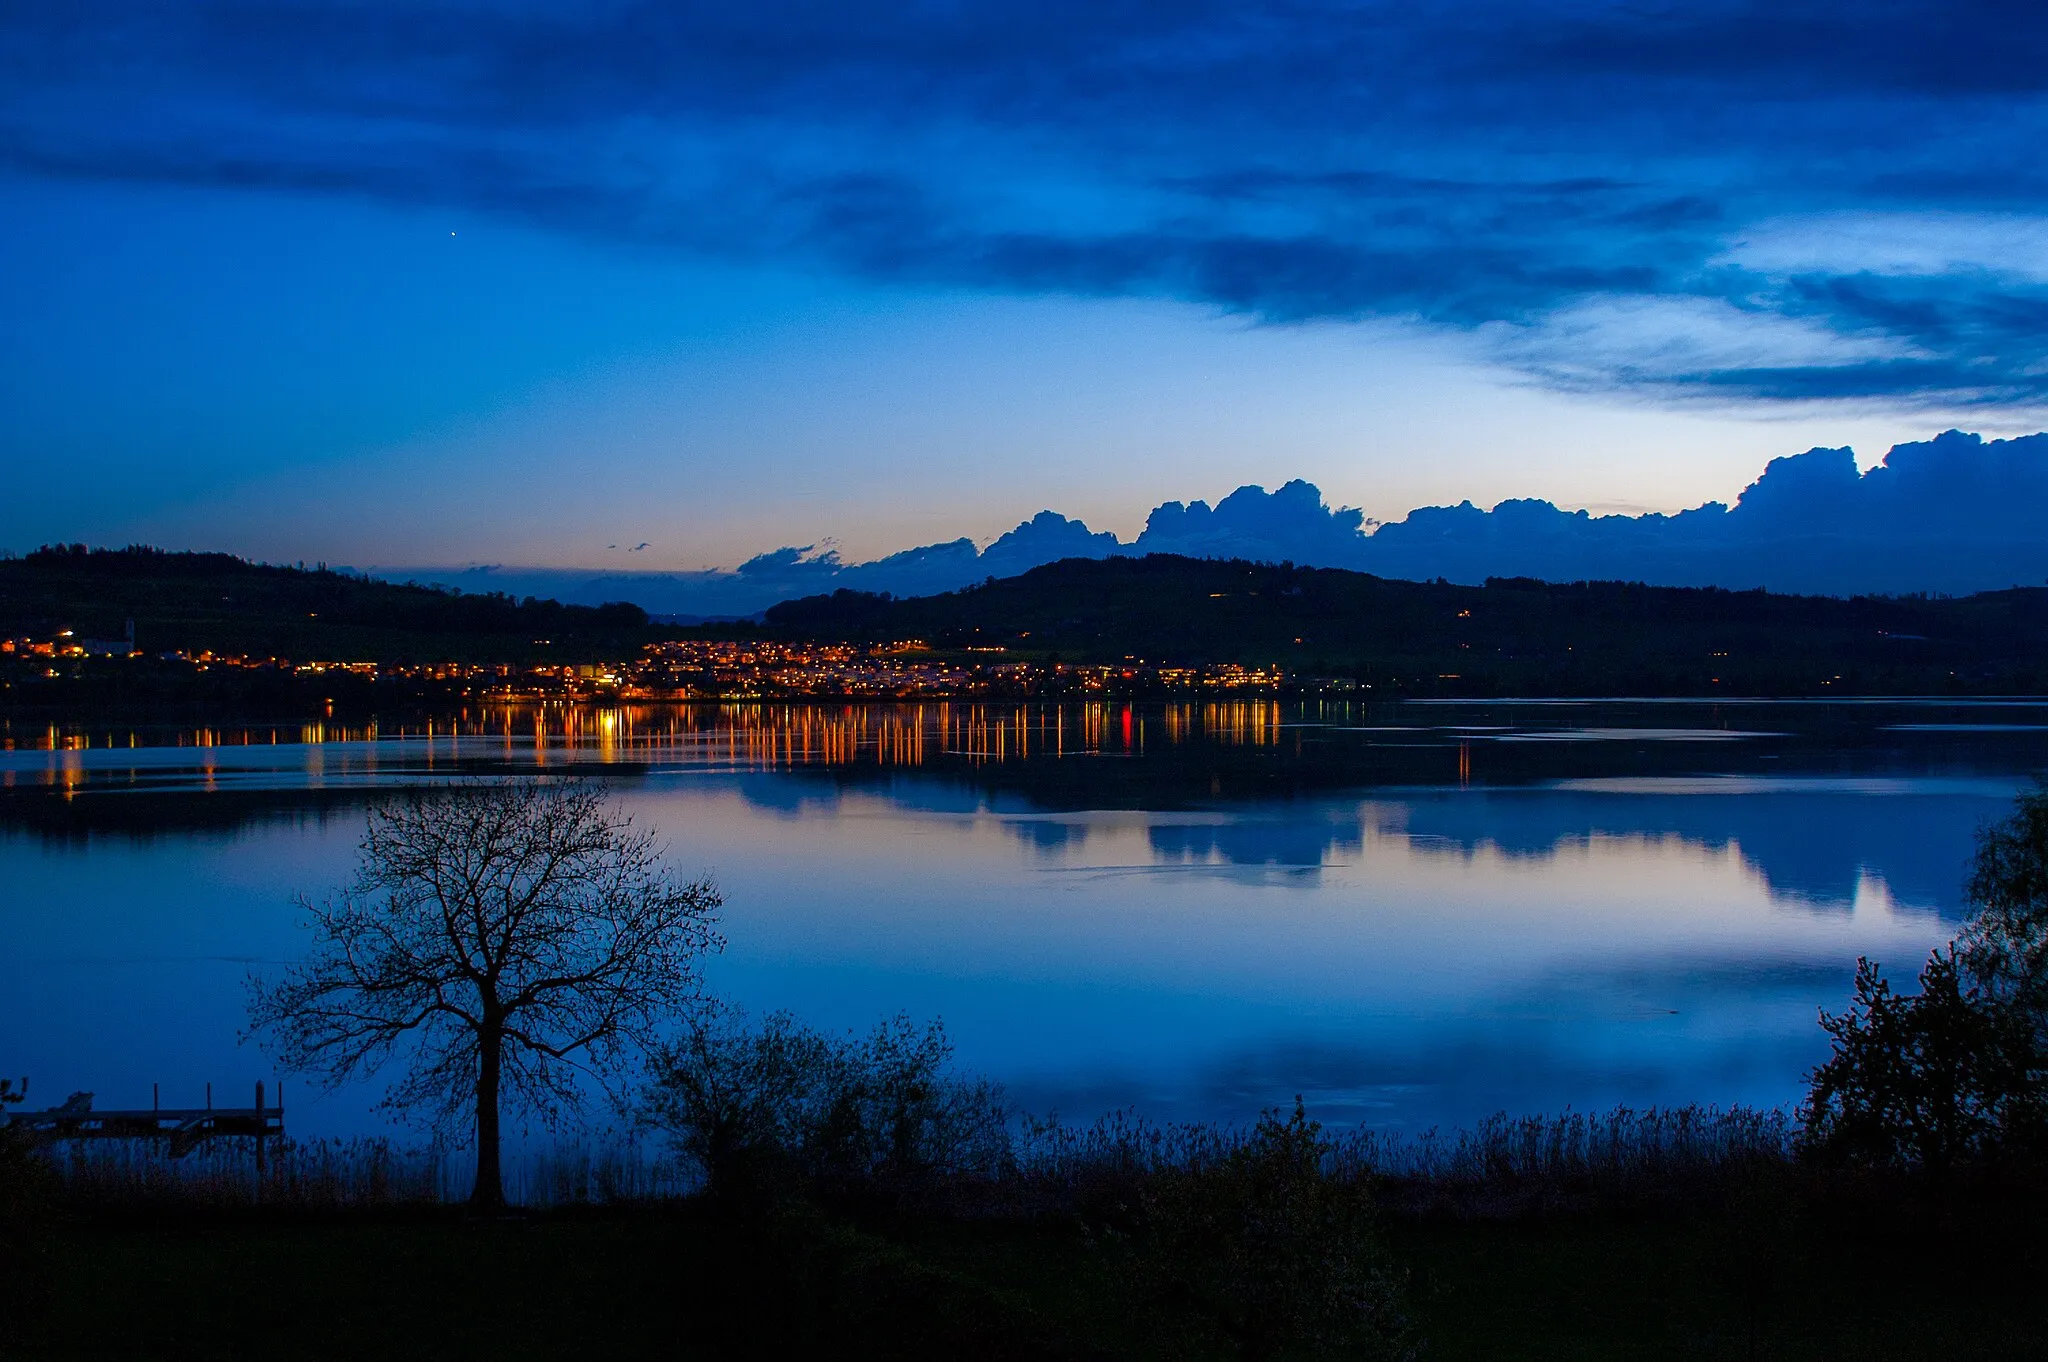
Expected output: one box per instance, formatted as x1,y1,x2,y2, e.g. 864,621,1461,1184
2,699,2038,1133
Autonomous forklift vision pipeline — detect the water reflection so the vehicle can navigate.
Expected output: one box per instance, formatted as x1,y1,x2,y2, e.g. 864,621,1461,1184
2,699,2044,1135
0,700,1285,766
1377,788,2005,917
10,697,2045,779
1147,810,1364,870
977,787,1998,917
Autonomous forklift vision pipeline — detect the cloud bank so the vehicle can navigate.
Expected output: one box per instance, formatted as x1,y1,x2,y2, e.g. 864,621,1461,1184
8,2,2048,404
402,429,2048,613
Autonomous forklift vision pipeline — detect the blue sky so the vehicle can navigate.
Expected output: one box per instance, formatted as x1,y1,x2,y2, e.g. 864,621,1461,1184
5,1,2047,568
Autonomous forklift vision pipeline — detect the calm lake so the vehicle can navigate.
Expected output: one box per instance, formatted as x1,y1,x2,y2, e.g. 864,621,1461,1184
4,699,2045,1139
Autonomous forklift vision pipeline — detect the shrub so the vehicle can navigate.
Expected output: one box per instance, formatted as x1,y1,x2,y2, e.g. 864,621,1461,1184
1960,781,2048,1048
1803,787,2048,1174
809,1013,1013,1200
643,1008,1010,1204
642,1007,839,1197
1126,1103,1413,1362
1803,950,2041,1172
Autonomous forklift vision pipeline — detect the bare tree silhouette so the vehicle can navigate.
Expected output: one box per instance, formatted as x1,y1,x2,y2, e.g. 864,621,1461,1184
249,779,721,1208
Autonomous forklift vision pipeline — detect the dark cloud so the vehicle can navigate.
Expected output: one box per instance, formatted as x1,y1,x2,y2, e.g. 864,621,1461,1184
399,507,1123,616
979,511,1122,578
1530,0,2048,97
1364,430,2048,594
1667,361,2039,405
31,4,2035,399
1135,480,1372,565
396,428,2048,608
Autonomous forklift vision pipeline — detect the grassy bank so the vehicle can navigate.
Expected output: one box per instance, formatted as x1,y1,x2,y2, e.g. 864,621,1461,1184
11,1109,2048,1360
14,1189,2048,1361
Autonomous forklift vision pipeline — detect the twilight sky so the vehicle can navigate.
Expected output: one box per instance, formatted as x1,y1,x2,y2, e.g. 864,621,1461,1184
6,1,2048,569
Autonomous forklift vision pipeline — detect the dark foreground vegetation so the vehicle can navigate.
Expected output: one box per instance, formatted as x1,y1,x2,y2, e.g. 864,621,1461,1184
768,553,2048,695
9,1103,2048,1361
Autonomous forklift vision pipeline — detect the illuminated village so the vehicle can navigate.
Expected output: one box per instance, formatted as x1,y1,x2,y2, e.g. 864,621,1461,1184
3,633,1297,700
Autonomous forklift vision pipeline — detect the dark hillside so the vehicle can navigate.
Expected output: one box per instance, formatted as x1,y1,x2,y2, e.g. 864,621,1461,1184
765,554,2048,696
0,544,653,664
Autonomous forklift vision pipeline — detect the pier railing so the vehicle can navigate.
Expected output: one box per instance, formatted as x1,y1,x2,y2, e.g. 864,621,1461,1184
3,1082,283,1159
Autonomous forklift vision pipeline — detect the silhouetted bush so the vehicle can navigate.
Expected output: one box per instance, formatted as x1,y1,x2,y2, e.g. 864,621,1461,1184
1803,785,2048,1172
1960,781,2048,1052
1803,950,2039,1172
1119,1103,1414,1361
642,1007,1010,1205
640,1007,837,1198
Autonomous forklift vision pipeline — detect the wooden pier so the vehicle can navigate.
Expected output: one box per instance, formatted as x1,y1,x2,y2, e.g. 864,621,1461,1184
3,1082,285,1158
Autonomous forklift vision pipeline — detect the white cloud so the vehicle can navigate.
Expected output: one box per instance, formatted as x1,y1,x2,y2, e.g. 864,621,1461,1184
1719,212,2048,281
1487,292,1917,392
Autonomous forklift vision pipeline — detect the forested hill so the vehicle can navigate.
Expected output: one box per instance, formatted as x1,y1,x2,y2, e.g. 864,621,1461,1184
764,554,2048,696
0,545,653,663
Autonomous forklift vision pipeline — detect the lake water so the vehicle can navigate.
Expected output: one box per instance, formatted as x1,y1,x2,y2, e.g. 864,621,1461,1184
4,699,2045,1139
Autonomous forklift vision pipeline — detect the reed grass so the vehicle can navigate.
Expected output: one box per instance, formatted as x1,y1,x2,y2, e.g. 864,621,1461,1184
1342,1105,1795,1184
1003,1103,1795,1218
47,1137,446,1210
40,1135,699,1210
28,1103,1796,1214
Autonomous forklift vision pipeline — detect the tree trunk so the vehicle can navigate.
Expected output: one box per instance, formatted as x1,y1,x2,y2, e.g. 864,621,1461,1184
472,1025,506,1210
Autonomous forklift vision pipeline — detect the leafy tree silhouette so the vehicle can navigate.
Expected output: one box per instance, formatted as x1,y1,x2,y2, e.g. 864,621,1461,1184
1805,783,2048,1171
1804,950,2031,1174
1960,782,2048,1060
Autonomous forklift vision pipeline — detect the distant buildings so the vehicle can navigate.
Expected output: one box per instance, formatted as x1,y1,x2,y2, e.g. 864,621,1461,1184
2,620,138,658
3,636,1298,701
